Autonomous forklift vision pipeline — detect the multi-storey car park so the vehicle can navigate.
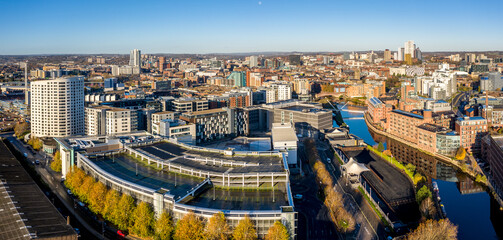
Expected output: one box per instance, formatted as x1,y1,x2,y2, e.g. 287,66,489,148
56,134,297,239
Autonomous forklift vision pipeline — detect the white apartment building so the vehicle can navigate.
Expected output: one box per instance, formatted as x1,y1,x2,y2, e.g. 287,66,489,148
266,82,292,103
31,76,84,137
85,106,109,136
106,107,138,135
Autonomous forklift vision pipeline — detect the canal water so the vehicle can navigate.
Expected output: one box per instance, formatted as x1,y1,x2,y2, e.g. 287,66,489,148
334,105,503,240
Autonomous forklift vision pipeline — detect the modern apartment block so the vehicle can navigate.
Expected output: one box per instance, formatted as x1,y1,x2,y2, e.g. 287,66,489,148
31,76,84,137
85,106,109,136
266,82,292,103
173,99,209,113
85,106,138,136
262,100,333,130
106,107,138,135
455,116,488,152
180,108,233,143
151,111,176,125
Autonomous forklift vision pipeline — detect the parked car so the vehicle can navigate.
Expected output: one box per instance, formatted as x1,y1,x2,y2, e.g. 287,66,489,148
35,160,40,165
294,194,303,200
117,230,126,238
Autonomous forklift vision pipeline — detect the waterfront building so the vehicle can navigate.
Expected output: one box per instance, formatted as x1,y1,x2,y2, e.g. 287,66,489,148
31,76,84,137
417,123,451,154
482,135,503,201
455,116,488,153
436,132,461,157
388,109,433,144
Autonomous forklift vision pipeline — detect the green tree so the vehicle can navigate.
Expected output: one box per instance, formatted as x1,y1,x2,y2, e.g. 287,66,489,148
377,142,385,152
50,150,62,172
232,215,257,240
407,219,457,240
88,181,107,214
103,189,120,223
405,163,416,174
132,202,155,237
115,194,136,231
174,212,205,240
155,211,174,240
416,185,432,204
265,221,289,240
205,212,230,240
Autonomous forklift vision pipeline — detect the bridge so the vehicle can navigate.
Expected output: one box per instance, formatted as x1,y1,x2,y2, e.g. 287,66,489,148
343,117,364,120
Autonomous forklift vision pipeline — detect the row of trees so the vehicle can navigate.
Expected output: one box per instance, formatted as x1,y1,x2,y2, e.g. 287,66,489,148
65,167,290,240
304,139,356,233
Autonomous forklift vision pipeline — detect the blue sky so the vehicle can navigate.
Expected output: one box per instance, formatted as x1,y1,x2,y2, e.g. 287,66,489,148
0,0,501,54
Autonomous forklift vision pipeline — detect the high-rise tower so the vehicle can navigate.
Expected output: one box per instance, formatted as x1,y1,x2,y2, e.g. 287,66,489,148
31,76,84,137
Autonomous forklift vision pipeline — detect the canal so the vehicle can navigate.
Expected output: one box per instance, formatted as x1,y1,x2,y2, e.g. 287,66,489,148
334,105,503,240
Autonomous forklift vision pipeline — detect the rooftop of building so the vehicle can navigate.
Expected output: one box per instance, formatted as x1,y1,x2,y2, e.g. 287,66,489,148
369,97,383,106
342,147,420,223
152,111,175,115
417,123,449,132
392,109,424,119
0,141,77,240
182,108,227,116
271,123,298,142
456,116,487,122
92,151,288,210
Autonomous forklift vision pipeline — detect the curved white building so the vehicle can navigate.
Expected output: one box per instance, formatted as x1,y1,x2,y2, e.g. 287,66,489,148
31,76,84,137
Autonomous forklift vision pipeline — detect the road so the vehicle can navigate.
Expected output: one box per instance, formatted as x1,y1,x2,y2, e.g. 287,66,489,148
0,132,116,240
317,140,386,240
452,92,469,110
291,142,339,240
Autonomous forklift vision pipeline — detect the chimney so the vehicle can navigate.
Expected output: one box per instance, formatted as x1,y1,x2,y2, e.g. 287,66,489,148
423,109,432,119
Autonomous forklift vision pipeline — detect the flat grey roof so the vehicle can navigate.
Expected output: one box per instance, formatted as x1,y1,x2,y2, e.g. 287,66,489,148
0,141,77,240
93,154,288,210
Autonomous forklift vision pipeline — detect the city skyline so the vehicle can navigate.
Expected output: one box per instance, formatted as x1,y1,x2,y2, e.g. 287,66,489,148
1,0,502,55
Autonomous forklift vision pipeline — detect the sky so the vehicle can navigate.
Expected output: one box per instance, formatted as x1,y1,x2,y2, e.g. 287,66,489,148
0,0,502,55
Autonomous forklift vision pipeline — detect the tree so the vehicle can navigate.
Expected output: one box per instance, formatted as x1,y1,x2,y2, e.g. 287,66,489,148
132,202,155,237
265,221,289,240
407,219,457,240
115,194,136,231
88,181,107,214
28,137,43,151
405,163,416,173
155,211,174,240
383,150,392,156
416,185,432,204
65,167,85,192
77,175,95,203
205,212,230,240
50,150,62,172
103,189,120,223
377,142,385,152
14,122,28,138
232,215,257,240
174,212,205,240
455,147,466,160
419,197,436,220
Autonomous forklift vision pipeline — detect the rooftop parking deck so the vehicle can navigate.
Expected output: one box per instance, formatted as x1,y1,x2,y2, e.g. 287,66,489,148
91,154,289,210
135,141,283,166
